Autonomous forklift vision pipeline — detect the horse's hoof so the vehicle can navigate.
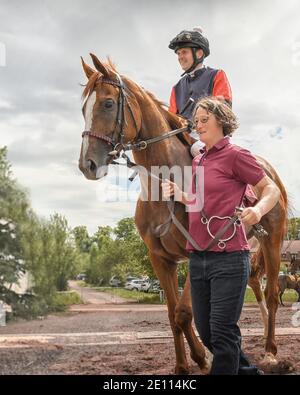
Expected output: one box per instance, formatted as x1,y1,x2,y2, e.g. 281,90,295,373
200,348,213,375
260,353,295,374
261,352,278,367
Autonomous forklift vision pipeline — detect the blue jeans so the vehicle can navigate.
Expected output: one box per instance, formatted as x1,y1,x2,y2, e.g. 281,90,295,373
189,250,251,375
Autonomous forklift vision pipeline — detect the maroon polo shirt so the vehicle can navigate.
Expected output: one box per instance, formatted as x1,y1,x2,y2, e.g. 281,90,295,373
187,137,266,252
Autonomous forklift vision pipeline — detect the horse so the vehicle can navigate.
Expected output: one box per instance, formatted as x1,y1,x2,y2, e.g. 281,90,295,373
78,54,288,374
278,274,300,306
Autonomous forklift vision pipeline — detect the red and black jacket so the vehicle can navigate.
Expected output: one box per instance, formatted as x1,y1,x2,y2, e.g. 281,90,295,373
169,67,232,120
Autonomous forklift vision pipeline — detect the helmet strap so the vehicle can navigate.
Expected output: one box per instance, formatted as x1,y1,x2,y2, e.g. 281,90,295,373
181,48,204,76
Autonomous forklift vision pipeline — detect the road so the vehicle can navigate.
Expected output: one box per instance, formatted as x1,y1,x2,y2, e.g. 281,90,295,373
0,283,299,374
68,281,135,305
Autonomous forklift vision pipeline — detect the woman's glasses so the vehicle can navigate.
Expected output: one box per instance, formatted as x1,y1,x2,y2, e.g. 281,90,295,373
193,116,210,128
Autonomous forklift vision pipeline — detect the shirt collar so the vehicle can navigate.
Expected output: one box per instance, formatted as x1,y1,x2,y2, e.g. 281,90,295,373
199,136,230,155
188,64,205,77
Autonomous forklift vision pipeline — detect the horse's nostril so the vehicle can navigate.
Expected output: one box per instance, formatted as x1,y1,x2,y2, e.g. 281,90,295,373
87,159,97,172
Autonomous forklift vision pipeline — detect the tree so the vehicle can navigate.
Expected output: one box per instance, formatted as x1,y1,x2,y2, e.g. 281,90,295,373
92,226,113,251
1,147,80,317
114,218,137,241
287,218,300,240
112,217,154,280
21,213,80,317
0,147,31,313
86,242,103,285
49,214,78,291
73,226,92,253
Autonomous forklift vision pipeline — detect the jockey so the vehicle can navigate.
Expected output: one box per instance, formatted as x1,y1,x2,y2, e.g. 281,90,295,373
168,27,232,156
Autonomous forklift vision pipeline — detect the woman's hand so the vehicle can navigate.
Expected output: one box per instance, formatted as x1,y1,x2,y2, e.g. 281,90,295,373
241,176,280,226
240,207,262,226
162,179,194,205
161,179,181,200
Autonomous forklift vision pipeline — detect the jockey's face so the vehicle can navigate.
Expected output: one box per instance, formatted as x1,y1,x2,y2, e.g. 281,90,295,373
176,47,203,71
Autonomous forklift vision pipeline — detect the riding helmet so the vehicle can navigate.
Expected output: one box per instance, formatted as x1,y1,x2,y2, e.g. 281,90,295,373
169,27,210,58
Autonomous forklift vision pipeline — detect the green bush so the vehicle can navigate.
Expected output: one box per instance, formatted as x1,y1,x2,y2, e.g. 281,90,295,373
52,291,83,311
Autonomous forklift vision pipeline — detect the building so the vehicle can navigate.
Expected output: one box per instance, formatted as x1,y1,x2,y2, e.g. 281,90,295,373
281,240,300,261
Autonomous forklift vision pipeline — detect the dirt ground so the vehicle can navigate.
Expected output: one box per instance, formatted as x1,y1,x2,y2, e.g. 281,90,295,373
0,301,299,375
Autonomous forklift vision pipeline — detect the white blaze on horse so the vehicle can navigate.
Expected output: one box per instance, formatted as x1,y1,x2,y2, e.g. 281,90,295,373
78,54,288,374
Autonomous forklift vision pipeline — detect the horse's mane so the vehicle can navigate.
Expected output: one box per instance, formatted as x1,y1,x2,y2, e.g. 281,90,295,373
143,90,192,147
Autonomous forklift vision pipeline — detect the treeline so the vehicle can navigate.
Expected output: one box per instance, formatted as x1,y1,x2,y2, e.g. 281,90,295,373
0,146,157,318
73,218,155,286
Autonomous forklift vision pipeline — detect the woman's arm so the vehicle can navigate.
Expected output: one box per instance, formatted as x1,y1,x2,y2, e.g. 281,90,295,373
241,175,280,226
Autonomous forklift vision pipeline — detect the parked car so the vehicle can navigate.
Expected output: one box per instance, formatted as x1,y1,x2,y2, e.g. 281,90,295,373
140,280,151,292
124,279,145,291
76,273,86,281
126,276,139,283
148,280,161,293
109,276,122,287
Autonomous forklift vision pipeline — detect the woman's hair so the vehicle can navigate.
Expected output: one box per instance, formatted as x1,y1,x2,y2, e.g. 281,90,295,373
192,96,239,136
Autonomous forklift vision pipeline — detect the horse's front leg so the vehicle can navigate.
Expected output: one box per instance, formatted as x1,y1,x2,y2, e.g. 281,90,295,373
174,272,213,374
149,252,189,374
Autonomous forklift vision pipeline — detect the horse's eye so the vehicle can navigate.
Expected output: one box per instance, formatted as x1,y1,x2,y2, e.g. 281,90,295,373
104,99,114,109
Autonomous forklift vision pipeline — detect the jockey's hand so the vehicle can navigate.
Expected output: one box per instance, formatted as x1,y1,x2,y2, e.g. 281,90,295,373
240,207,262,226
161,179,182,200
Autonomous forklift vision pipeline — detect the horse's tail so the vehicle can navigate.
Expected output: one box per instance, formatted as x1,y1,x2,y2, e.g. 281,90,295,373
273,170,289,243
256,155,289,242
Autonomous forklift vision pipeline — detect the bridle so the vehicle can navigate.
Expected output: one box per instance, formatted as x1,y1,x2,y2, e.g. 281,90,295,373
81,73,191,159
82,73,139,156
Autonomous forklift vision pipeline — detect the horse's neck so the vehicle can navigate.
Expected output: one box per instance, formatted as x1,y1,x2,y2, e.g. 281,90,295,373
132,90,190,169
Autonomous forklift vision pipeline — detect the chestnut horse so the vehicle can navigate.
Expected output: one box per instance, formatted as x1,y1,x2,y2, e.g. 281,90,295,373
78,54,288,374
278,274,300,306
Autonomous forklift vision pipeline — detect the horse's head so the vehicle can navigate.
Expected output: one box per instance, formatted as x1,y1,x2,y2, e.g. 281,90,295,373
79,54,142,180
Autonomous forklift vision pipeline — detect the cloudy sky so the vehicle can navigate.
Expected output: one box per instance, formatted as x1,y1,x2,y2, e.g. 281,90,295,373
1,0,300,234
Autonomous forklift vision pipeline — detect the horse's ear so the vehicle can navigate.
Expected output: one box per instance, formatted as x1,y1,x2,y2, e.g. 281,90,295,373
81,57,95,79
90,53,110,78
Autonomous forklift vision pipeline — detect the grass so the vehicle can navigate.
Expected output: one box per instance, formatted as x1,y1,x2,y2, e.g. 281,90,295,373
98,286,299,305
244,287,299,303
78,282,299,305
52,290,83,311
